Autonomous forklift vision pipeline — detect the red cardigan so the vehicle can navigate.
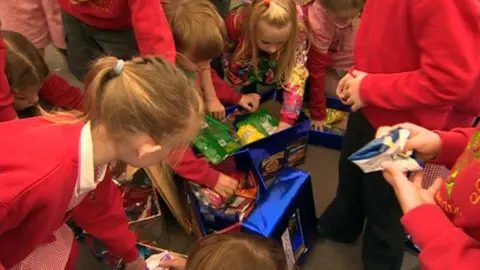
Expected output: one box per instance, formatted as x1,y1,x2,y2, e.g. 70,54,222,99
57,0,176,63
0,33,15,121
0,117,138,268
355,0,479,130
402,126,480,269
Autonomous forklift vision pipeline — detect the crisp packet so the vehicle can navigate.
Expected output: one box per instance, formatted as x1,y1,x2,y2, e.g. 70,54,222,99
145,251,173,270
193,115,241,164
324,109,347,126
235,108,279,145
349,128,424,173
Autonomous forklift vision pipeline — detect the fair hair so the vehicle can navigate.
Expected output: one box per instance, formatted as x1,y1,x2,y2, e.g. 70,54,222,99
233,0,299,83
42,56,204,176
186,232,287,270
162,0,226,62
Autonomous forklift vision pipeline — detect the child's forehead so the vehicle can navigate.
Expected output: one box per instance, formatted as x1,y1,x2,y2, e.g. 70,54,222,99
256,20,292,42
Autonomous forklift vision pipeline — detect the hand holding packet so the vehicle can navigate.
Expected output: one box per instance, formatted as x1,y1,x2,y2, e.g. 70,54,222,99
145,251,173,270
348,128,424,173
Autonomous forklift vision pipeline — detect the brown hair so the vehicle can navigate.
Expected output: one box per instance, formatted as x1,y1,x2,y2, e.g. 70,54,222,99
43,56,204,177
162,0,226,62
186,232,287,270
234,0,299,83
2,30,49,91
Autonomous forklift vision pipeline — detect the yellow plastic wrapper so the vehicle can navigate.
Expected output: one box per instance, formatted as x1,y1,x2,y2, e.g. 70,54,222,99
237,124,266,145
325,109,347,125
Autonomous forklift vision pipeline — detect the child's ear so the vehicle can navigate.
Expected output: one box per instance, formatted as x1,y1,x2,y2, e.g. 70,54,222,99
137,143,163,159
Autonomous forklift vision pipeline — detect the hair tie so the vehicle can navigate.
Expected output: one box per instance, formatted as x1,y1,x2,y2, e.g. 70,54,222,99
264,0,270,6
112,59,125,75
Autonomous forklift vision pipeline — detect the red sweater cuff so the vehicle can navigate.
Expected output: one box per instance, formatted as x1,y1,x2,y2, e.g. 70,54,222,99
358,74,375,106
280,116,296,126
401,204,456,249
0,105,17,122
121,246,140,263
433,130,469,168
309,106,327,121
211,68,242,104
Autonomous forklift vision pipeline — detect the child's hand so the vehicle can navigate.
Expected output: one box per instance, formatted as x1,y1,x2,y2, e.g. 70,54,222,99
376,123,442,161
336,73,354,101
239,93,261,112
214,173,239,198
125,256,146,270
158,256,187,270
342,70,367,111
207,98,226,120
276,122,292,133
381,161,443,214
311,120,325,131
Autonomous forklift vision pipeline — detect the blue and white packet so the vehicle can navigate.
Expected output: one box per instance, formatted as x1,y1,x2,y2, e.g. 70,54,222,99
349,128,424,173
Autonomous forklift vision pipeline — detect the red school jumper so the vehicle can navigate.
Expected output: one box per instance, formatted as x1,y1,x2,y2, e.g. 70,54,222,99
0,33,15,121
355,0,479,130
57,0,176,63
402,126,480,270
0,117,138,269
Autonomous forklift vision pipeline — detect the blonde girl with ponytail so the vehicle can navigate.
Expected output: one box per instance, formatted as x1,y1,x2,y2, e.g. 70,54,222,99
0,56,203,270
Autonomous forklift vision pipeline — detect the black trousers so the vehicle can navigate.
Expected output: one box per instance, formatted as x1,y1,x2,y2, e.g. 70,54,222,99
318,111,405,270
61,12,139,81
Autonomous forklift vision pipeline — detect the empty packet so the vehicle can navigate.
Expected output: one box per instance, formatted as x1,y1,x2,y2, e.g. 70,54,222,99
349,128,424,173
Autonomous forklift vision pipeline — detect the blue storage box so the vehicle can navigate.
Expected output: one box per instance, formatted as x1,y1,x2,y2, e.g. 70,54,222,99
308,96,349,150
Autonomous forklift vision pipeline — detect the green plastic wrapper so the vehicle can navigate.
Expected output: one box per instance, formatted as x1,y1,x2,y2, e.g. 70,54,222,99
193,115,241,164
235,108,279,145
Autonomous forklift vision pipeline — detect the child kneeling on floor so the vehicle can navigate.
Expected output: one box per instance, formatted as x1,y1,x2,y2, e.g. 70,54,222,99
162,0,261,198
0,56,203,270
2,30,83,119
159,232,287,270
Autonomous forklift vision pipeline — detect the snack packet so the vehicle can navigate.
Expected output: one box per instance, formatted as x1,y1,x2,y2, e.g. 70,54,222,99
193,116,241,164
235,108,279,145
349,128,424,173
324,109,347,126
145,251,173,270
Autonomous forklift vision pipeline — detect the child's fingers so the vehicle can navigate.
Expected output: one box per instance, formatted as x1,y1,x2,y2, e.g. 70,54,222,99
428,177,443,194
376,126,393,138
412,171,424,189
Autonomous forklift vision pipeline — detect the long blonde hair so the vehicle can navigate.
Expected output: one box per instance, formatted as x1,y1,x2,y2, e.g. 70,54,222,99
234,0,299,83
43,56,204,176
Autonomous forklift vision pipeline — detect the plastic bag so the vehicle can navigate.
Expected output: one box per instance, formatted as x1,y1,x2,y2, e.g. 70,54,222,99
193,115,241,164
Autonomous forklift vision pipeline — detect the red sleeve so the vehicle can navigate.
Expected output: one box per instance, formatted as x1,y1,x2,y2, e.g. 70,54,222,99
307,46,334,121
359,0,479,110
168,147,220,190
402,204,480,270
71,173,139,263
210,68,242,105
128,0,176,63
433,128,476,168
0,34,16,121
39,74,83,110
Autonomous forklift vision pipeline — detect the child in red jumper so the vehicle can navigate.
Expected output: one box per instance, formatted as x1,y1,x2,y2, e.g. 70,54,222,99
316,0,479,269
305,0,363,130
162,0,261,198
378,123,480,270
57,0,176,81
1,30,83,118
0,56,203,270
